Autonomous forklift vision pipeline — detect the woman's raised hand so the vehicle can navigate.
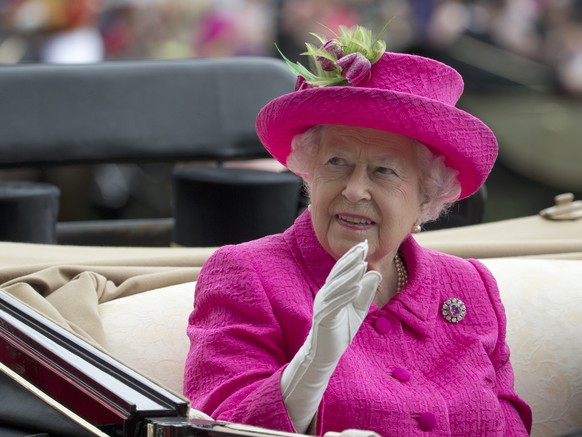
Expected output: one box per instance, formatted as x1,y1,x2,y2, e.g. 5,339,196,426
280,241,381,433
314,241,381,348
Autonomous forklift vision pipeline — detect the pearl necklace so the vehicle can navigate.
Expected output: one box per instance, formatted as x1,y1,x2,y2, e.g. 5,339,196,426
394,253,408,292
376,253,408,299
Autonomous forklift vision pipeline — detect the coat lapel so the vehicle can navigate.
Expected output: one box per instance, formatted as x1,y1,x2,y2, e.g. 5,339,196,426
385,236,441,338
285,210,335,295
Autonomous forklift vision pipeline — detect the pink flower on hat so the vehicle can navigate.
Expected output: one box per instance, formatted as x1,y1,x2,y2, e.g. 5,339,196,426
276,24,387,88
336,52,372,86
316,39,343,71
295,75,313,91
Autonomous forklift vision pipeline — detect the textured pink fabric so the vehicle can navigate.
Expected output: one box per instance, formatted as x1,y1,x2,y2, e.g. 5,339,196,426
255,52,498,200
184,211,532,436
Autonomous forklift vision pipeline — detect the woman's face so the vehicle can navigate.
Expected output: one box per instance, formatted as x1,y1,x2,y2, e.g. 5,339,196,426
309,125,425,266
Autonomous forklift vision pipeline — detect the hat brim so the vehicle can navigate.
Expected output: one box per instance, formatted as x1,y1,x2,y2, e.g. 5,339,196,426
256,86,498,200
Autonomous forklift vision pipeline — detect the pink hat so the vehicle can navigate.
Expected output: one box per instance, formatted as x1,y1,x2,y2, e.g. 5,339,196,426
256,28,498,200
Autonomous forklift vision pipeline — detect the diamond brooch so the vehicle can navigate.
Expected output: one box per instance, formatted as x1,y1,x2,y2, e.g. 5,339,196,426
441,298,466,323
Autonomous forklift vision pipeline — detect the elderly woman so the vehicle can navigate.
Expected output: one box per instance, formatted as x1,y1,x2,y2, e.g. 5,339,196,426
183,25,532,436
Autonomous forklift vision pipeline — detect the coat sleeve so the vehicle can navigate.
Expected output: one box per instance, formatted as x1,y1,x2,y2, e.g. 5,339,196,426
183,244,297,433
469,259,533,435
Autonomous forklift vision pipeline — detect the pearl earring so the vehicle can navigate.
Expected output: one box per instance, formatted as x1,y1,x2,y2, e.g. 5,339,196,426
413,224,421,233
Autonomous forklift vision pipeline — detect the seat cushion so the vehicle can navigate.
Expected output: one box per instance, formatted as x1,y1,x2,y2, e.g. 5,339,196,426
99,281,196,395
482,258,582,437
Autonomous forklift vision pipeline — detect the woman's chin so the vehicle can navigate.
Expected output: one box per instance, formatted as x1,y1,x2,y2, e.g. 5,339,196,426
329,238,375,260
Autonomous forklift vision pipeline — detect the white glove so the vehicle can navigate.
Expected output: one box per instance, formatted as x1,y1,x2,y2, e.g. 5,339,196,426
280,240,382,433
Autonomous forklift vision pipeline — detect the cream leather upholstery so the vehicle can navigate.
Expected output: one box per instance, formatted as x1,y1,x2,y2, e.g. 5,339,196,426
99,258,582,437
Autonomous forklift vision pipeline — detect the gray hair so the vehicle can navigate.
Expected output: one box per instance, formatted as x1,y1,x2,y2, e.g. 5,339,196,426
286,125,462,224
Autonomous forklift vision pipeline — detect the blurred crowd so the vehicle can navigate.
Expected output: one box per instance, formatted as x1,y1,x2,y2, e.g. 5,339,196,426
1,0,582,94
1,0,581,223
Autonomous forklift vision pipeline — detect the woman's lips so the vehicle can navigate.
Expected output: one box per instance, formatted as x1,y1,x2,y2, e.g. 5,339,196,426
336,214,375,228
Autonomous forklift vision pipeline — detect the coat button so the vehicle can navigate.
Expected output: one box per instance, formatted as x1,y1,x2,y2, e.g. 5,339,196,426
392,367,411,382
418,412,437,431
373,316,394,334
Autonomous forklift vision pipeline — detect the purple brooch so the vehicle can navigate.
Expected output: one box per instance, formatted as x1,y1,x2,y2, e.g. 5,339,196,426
441,298,466,323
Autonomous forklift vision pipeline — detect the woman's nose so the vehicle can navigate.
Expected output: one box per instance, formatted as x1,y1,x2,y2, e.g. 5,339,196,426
342,167,371,202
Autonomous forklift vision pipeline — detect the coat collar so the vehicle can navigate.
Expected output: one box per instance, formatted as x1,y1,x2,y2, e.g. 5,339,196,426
285,210,336,292
383,235,441,338
287,211,442,338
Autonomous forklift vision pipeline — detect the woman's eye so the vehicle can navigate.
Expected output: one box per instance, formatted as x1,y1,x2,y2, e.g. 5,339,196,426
327,157,346,166
376,166,396,176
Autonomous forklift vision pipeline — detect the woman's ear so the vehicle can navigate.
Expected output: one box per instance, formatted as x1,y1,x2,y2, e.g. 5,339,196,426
416,195,431,225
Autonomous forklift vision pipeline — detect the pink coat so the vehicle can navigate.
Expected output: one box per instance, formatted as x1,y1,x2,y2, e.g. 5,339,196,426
184,211,532,436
